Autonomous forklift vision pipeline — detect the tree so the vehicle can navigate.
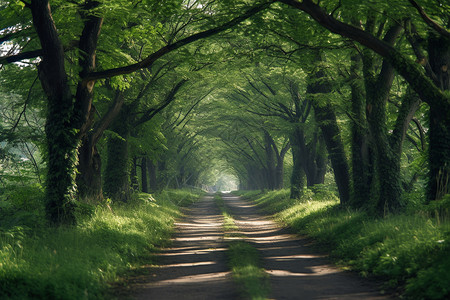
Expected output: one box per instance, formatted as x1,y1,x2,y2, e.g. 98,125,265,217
1,0,272,224
277,0,450,205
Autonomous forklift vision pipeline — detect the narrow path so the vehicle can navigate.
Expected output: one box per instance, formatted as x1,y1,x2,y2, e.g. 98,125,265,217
126,194,392,299
129,195,238,300
222,193,392,300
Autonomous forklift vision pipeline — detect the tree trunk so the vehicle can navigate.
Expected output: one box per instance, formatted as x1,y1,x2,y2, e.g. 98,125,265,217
103,106,131,201
148,160,158,192
307,63,350,205
31,0,78,225
289,130,305,199
313,102,351,205
141,157,148,193
76,90,124,203
264,131,276,190
427,33,450,201
131,156,139,191
76,138,103,202
350,51,373,208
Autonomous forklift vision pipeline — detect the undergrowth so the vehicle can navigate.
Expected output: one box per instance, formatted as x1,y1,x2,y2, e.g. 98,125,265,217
0,187,203,299
239,189,450,300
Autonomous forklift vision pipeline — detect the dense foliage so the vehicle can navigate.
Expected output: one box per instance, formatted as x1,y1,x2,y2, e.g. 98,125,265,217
0,188,203,299
1,0,449,298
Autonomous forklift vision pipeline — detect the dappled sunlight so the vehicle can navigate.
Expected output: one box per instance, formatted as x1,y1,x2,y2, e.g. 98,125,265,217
159,261,217,268
221,194,390,299
150,271,232,285
132,196,238,299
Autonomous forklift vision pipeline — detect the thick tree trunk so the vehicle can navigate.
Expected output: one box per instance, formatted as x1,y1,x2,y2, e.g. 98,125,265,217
104,132,130,201
279,0,450,206
365,60,402,213
103,106,131,201
428,109,450,200
31,0,78,225
313,102,351,205
264,131,276,190
305,132,327,187
44,94,78,225
427,34,450,201
76,90,124,203
362,22,405,214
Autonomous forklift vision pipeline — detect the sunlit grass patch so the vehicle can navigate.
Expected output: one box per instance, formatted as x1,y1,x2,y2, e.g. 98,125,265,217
0,189,203,299
214,195,239,234
227,241,270,300
246,189,450,299
214,194,269,299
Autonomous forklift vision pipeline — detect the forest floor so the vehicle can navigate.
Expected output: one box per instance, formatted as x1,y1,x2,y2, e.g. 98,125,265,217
119,194,393,299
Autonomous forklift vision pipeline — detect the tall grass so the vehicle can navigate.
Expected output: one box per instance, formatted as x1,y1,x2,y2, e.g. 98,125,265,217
243,189,450,300
0,188,203,299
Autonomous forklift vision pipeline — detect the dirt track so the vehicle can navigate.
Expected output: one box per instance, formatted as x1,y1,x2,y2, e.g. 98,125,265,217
126,194,392,299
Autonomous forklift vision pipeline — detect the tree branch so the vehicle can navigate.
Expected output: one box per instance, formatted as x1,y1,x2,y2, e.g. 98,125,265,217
83,2,272,82
407,0,450,40
134,79,188,127
0,49,42,65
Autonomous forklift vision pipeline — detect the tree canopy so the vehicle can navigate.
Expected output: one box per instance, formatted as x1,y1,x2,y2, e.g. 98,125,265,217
1,0,449,224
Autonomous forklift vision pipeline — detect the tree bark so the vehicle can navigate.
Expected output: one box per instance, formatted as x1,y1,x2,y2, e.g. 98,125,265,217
427,33,450,201
307,64,350,205
103,106,131,202
141,157,148,193
76,90,124,202
31,0,77,225
289,129,306,199
148,160,158,192
279,0,450,204
76,139,103,203
349,51,373,208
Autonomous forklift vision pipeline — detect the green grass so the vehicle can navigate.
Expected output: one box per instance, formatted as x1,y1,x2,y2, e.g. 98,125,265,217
0,188,203,299
214,194,270,299
214,195,239,234
227,241,270,300
242,189,450,300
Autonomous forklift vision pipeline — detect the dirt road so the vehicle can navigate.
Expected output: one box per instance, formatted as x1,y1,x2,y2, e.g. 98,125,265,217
126,194,391,299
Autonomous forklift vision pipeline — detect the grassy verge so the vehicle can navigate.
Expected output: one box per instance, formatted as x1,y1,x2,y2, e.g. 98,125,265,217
214,194,270,299
240,189,450,299
0,188,203,299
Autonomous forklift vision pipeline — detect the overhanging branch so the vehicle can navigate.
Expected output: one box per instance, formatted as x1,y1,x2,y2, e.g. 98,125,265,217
83,1,273,82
